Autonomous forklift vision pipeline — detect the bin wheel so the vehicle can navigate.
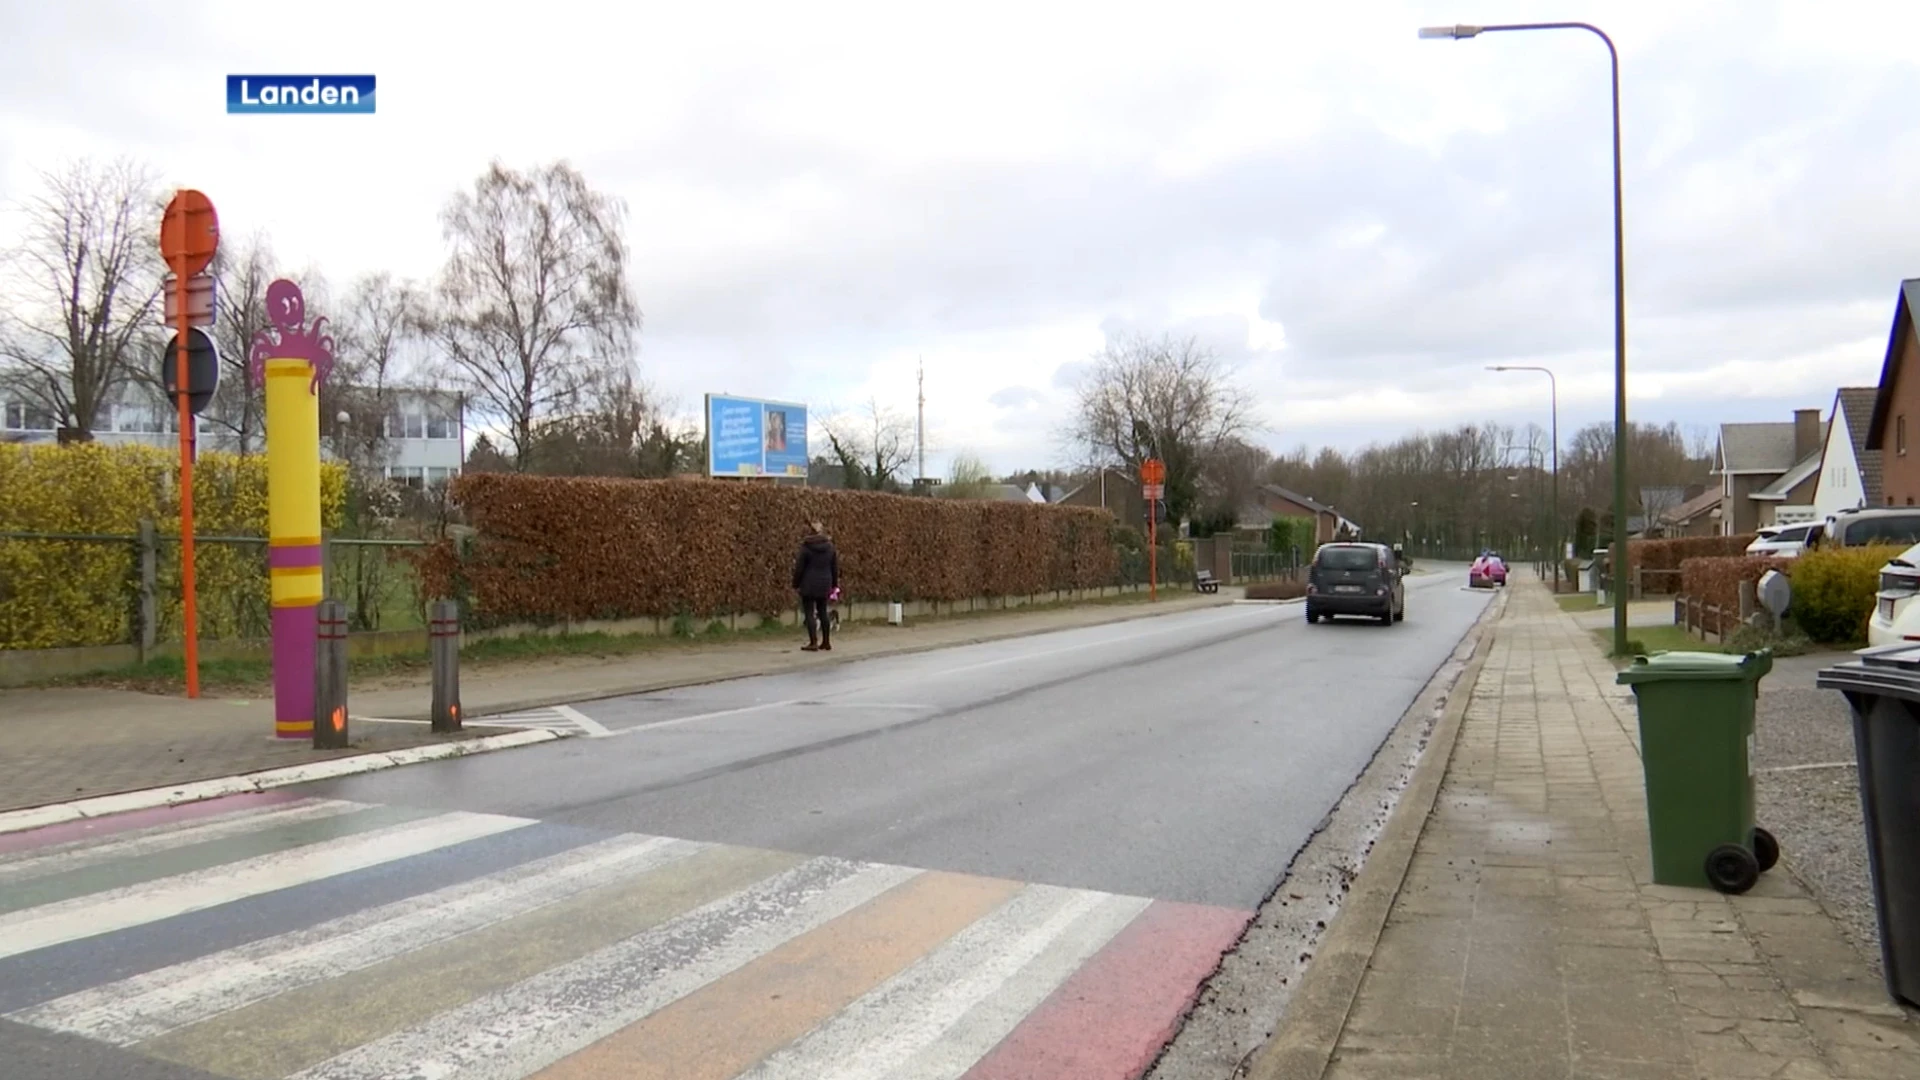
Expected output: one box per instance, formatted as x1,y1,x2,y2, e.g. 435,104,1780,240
1705,844,1760,894
1752,827,1780,873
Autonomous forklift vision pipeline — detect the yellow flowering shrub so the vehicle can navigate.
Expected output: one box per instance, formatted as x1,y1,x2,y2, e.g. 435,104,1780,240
0,443,343,650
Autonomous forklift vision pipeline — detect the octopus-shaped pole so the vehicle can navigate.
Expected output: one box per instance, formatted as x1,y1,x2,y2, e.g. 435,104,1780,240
250,279,335,740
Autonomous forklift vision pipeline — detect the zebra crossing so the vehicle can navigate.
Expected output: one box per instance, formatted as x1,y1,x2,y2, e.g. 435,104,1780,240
0,790,1251,1079
363,704,612,738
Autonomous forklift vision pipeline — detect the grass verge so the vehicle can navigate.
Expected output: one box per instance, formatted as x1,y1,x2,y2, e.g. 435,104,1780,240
1556,594,1608,614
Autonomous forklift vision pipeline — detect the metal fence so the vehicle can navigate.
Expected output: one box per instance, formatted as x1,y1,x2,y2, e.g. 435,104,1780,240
0,529,430,651
1230,550,1299,582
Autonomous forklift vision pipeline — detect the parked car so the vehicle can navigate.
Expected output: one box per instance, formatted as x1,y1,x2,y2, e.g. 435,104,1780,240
1746,523,1816,558
1469,554,1507,588
1305,541,1405,625
1808,507,1920,550
1866,541,1920,647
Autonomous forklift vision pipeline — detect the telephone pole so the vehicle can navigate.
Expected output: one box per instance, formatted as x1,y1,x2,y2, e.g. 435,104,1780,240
916,358,926,484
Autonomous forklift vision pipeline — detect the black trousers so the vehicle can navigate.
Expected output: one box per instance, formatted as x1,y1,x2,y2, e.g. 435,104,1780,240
802,597,831,643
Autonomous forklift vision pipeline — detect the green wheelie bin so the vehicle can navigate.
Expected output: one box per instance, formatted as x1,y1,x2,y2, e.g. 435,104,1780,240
1616,650,1779,893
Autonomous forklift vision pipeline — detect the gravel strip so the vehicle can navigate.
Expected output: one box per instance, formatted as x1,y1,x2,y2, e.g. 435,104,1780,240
1756,684,1883,977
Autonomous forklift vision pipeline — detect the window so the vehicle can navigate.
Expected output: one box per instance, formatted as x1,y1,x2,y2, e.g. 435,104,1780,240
3,402,56,431
112,403,165,434
426,414,455,440
385,412,428,439
1900,415,1908,456
386,465,425,489
1314,545,1379,571
426,466,455,487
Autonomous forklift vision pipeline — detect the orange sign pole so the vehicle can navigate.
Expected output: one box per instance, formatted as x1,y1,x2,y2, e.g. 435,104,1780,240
1142,457,1165,602
160,191,219,699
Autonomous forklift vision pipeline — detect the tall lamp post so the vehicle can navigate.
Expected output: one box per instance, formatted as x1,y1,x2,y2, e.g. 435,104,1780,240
1490,364,1560,589
1425,21,1628,656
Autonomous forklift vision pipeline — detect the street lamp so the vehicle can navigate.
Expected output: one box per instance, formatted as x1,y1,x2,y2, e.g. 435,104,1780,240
1430,20,1628,656
1490,365,1560,588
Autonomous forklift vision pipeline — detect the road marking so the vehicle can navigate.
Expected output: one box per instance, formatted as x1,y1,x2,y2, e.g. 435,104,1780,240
552,704,612,737
287,859,920,1080
1758,761,1855,773
0,812,531,961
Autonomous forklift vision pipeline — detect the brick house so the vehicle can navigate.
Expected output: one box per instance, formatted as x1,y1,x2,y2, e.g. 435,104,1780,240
1058,467,1146,529
1256,484,1359,545
1866,279,1920,506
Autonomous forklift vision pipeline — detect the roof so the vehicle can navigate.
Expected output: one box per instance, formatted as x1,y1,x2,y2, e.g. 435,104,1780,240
1751,447,1823,500
1867,279,1920,451
1056,466,1135,505
1837,386,1885,506
1661,487,1724,525
1260,484,1336,516
1715,422,1800,474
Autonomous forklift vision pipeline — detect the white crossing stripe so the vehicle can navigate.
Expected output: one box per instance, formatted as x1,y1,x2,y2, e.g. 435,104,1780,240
0,799,362,882
0,812,532,961
738,885,1150,1080
287,859,922,1080
11,833,700,1044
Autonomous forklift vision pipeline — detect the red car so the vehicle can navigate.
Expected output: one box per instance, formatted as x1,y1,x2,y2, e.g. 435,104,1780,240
1470,554,1508,588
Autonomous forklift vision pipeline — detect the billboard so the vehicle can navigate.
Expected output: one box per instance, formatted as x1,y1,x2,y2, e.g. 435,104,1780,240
705,394,809,478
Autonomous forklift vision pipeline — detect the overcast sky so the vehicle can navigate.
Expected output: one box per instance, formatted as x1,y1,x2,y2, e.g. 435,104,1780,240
3,0,1917,476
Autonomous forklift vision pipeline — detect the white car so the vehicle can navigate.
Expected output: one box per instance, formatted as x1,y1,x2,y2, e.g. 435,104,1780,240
1866,542,1920,646
1746,523,1815,558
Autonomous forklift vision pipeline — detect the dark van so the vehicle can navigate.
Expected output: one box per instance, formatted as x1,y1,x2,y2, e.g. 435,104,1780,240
1305,542,1405,626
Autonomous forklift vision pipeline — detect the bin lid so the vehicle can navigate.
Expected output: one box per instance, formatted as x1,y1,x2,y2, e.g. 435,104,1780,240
1816,640,1920,696
1616,649,1774,685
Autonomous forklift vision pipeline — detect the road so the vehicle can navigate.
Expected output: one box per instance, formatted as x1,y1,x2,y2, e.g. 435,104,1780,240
1,569,1493,1080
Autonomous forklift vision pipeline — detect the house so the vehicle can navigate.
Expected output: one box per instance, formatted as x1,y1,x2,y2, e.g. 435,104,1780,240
1058,466,1146,528
1658,487,1725,538
1812,387,1883,519
1,384,468,488
1256,484,1360,545
1710,409,1825,535
1865,279,1920,506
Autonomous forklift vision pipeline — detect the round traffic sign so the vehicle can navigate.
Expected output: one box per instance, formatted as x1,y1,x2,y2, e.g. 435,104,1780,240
161,328,220,415
160,190,220,277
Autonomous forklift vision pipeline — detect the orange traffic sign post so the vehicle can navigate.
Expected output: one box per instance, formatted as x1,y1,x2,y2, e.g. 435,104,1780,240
160,190,219,698
1141,459,1165,600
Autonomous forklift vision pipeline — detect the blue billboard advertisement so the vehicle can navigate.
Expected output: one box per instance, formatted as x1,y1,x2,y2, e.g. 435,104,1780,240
705,394,809,478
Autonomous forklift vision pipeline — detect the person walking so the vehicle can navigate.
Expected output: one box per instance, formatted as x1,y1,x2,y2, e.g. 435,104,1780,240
793,520,839,652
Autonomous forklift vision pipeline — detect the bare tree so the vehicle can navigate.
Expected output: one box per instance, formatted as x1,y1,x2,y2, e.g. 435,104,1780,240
199,229,280,453
821,398,916,491
425,160,640,471
1064,332,1256,523
324,270,426,471
938,451,999,499
1196,435,1273,528
0,157,164,438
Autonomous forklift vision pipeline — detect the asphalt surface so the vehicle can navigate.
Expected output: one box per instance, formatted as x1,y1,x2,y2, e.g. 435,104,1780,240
304,571,1493,908
0,570,1494,1080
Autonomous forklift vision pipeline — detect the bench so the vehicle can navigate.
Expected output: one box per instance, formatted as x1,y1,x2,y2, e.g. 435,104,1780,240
1194,569,1221,594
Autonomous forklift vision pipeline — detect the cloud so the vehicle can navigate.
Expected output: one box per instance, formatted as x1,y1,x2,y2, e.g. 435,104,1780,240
0,0,1911,472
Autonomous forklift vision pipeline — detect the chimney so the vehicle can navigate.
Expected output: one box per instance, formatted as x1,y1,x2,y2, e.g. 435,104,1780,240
1794,408,1821,463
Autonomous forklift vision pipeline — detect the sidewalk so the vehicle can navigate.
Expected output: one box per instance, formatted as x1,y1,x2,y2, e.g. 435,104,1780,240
0,590,1231,813
1269,582,1918,1080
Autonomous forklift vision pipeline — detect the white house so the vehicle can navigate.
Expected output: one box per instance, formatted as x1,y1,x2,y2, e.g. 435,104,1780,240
1812,386,1884,520
3,385,466,488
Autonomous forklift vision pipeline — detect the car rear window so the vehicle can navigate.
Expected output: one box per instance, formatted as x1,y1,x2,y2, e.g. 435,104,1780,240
1316,547,1378,570
1840,514,1920,547
1776,525,1812,542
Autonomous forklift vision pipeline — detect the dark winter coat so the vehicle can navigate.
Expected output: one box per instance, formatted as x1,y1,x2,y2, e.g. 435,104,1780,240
792,533,839,600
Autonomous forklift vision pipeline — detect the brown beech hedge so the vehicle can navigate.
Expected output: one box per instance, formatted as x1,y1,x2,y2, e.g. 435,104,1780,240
1679,554,1792,620
1628,534,1757,595
414,473,1125,624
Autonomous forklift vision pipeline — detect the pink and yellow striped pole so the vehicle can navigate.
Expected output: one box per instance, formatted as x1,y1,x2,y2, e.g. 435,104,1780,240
250,280,336,741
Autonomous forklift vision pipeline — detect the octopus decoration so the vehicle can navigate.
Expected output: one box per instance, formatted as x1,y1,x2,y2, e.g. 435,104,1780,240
249,278,334,394
250,278,335,740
